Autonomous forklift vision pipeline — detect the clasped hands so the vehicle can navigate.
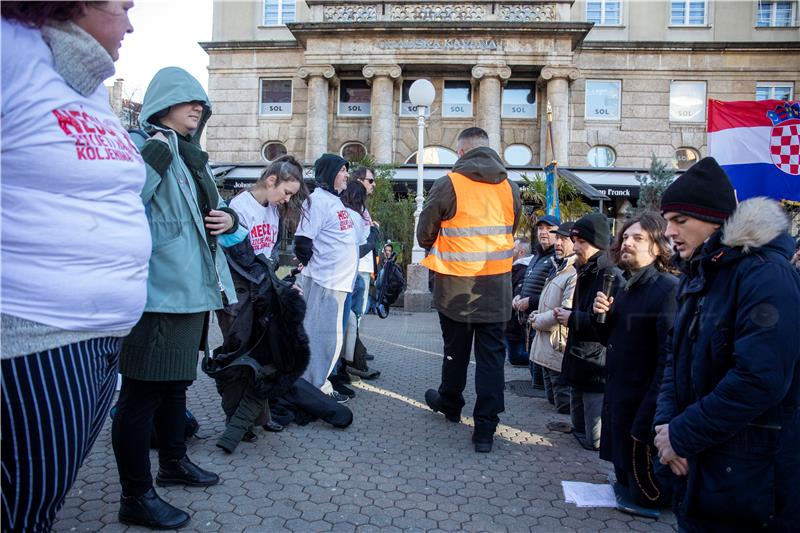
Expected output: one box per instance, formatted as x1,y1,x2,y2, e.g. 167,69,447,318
654,424,689,476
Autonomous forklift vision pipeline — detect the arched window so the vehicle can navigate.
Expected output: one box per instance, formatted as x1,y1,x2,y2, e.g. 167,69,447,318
261,141,287,162
503,144,533,166
673,147,700,170
405,146,458,165
340,142,367,162
587,145,616,168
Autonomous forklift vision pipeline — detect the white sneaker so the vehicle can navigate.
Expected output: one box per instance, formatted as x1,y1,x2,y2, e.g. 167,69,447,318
328,391,350,404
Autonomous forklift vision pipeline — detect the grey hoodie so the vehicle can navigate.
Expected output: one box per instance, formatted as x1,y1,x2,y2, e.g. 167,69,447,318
417,147,522,323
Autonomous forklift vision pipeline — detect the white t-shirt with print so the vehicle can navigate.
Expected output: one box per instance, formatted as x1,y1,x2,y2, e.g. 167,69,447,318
230,191,280,258
350,208,375,274
1,19,151,331
295,188,358,292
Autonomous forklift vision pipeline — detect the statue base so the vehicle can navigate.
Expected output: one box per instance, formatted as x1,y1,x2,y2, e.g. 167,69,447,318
403,263,432,313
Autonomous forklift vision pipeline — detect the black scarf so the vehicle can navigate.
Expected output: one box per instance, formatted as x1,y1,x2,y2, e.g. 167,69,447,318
174,133,219,255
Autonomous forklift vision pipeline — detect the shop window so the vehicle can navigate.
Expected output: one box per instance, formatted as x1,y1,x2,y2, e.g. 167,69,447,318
504,145,533,166
400,79,432,117
670,0,707,25
587,0,621,25
673,147,700,170
756,82,794,101
502,81,536,119
260,79,292,116
669,81,706,122
338,80,371,117
587,146,616,168
261,142,287,162
585,80,621,121
405,147,459,165
442,81,472,118
341,142,367,162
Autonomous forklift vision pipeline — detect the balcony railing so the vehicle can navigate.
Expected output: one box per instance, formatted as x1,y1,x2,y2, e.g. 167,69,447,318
306,1,566,23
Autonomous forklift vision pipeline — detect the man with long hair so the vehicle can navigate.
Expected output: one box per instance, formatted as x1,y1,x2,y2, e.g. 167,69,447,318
593,212,678,518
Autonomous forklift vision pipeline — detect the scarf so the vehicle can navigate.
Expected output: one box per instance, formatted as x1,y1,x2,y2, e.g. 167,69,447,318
175,134,220,254
40,20,115,97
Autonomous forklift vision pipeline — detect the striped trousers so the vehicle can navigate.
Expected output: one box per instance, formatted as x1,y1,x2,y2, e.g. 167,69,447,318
1,337,120,533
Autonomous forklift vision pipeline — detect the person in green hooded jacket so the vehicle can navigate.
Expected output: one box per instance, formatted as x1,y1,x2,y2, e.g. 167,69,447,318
111,67,239,530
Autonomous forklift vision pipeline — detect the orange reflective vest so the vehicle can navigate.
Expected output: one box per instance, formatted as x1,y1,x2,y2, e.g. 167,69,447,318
422,172,515,277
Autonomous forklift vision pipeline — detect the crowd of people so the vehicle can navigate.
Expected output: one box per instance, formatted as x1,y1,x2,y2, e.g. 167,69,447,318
419,131,800,531
2,2,800,533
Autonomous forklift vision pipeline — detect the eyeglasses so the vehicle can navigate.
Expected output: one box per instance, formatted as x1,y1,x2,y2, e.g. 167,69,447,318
365,178,375,184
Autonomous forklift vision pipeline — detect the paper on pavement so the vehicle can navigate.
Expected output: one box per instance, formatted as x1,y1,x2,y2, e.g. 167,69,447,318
561,481,617,508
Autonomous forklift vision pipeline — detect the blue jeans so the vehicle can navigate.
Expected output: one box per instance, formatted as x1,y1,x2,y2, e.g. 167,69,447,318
504,338,529,366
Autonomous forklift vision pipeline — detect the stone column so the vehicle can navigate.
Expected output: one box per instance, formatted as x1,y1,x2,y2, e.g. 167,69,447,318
538,66,579,165
471,64,511,154
298,65,336,164
363,64,401,164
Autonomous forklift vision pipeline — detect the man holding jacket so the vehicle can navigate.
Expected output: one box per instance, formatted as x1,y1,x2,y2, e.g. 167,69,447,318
654,157,800,532
418,127,521,453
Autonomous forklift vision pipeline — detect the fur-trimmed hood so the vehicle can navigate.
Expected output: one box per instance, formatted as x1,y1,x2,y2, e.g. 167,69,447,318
721,197,794,258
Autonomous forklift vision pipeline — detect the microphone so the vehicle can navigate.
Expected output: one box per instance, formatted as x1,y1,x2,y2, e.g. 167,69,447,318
595,271,616,324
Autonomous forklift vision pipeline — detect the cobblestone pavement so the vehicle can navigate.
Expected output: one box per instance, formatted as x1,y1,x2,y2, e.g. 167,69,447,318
54,311,677,532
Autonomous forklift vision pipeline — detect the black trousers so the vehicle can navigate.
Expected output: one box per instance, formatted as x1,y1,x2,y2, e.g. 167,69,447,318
437,313,505,437
111,377,192,497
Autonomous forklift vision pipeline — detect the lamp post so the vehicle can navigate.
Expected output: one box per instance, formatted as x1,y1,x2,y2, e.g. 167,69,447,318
408,79,435,264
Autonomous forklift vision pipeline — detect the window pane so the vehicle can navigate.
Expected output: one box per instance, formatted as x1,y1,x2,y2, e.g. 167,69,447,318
502,81,536,118
674,148,699,170
264,0,279,24
671,1,685,24
774,85,793,100
756,86,773,100
339,80,371,116
688,1,705,23
757,2,773,26
281,0,295,23
262,142,287,162
443,81,472,117
341,143,366,162
585,80,621,120
504,144,533,166
605,1,621,24
587,1,602,23
775,1,793,25
400,80,431,117
669,81,706,122
587,146,616,167
406,147,459,165
260,80,292,115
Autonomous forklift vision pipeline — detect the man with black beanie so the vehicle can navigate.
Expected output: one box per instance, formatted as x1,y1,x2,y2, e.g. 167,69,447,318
554,213,623,451
654,157,800,531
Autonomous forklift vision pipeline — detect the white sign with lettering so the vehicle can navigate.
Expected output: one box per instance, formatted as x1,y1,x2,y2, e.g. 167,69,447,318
502,103,536,118
260,102,291,116
339,102,371,116
400,103,430,117
444,103,472,117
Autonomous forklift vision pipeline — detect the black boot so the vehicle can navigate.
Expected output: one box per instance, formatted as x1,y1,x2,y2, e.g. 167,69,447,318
119,487,190,530
156,455,220,487
472,432,494,453
424,389,460,423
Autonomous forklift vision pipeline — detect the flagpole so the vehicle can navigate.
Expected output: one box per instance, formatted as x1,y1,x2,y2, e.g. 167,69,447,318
545,101,560,219
546,101,556,166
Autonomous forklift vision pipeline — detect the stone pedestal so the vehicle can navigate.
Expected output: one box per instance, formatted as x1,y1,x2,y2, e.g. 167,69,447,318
403,263,432,313
363,64,401,164
472,65,511,154
298,65,336,164
539,66,579,165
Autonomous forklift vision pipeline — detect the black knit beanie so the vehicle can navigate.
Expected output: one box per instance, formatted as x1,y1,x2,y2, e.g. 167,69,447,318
660,157,736,224
570,213,611,250
314,153,349,193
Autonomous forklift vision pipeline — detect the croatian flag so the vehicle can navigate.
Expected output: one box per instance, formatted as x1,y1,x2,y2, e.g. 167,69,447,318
707,99,800,202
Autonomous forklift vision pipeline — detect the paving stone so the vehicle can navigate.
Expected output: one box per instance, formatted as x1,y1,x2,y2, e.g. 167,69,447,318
50,312,676,532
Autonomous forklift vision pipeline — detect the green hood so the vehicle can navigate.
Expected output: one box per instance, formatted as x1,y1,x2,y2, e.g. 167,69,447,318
139,67,211,143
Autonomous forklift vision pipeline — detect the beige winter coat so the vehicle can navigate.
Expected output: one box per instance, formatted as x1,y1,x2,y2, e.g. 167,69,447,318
529,255,577,372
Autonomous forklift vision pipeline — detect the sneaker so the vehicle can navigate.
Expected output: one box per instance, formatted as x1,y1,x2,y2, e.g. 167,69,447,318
332,381,356,398
328,391,350,404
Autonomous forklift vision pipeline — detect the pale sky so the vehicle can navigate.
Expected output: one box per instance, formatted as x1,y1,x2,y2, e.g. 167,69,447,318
106,0,214,101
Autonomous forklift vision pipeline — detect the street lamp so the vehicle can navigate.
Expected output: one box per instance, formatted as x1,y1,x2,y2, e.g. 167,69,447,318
408,79,435,263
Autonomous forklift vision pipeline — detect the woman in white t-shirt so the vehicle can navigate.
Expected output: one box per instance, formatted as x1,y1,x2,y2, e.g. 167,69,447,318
219,156,307,335
1,3,150,531
293,154,359,402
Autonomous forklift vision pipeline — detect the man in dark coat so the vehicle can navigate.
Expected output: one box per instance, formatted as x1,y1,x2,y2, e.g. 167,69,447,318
418,127,521,453
654,157,800,532
592,212,678,517
554,213,623,451
504,237,532,366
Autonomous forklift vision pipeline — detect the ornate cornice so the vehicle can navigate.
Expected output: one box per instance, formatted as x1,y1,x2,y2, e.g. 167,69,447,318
539,66,579,82
362,64,402,80
471,64,512,81
297,65,336,79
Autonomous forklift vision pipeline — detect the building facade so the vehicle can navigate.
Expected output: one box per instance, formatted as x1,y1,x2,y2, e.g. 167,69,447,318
202,0,799,189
